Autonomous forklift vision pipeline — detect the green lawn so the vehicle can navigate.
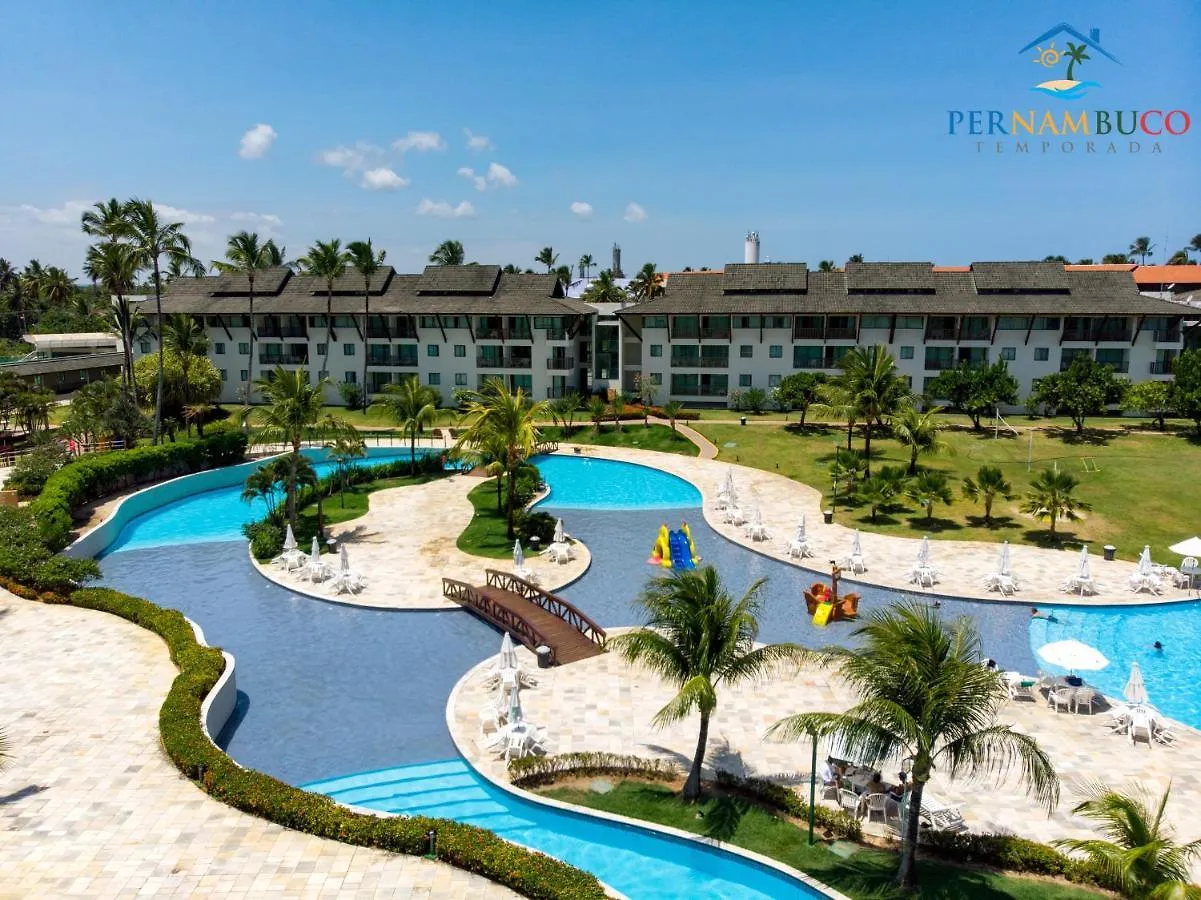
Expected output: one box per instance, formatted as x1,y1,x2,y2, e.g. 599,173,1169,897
543,781,1103,900
457,479,514,559
539,424,699,456
695,420,1201,561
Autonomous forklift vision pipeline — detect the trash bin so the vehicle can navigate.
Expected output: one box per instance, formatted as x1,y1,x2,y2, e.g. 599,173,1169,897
1103,545,1116,561
740,416,747,426
823,509,834,524
536,645,552,668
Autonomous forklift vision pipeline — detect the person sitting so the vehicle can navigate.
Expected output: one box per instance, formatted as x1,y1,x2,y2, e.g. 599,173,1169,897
864,771,887,796
887,774,909,803
819,756,840,787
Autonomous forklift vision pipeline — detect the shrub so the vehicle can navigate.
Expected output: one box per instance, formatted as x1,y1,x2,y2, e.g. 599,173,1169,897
246,522,284,560
0,506,100,592
509,752,679,788
920,830,1114,891
713,770,862,841
512,464,544,508
6,440,73,497
743,388,768,414
648,406,700,422
338,380,365,411
516,511,557,546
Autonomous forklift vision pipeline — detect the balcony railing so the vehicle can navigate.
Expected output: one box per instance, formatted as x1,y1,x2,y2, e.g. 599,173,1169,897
925,328,956,340
924,358,957,371
367,327,418,340
670,356,730,368
543,329,567,341
369,353,418,367
793,357,831,370
260,352,308,365
792,327,824,340
1150,361,1174,374
546,386,574,399
477,354,532,369
1153,329,1182,343
1101,362,1130,374
671,384,728,397
546,356,575,371
699,327,731,340
672,327,700,340
961,327,991,341
825,327,857,340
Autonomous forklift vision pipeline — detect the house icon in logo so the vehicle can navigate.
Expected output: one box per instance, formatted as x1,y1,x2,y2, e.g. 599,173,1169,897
1018,23,1120,100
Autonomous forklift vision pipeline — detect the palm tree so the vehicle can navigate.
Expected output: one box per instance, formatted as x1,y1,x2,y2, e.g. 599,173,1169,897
265,241,287,267
1021,467,1091,538
553,265,573,288
1168,249,1192,265
611,392,626,432
588,395,607,433
326,430,366,507
848,253,865,264
1063,42,1091,80
241,465,282,515
80,197,127,240
892,405,952,475
372,377,440,468
578,254,595,278
1129,237,1155,264
295,239,349,380
906,470,953,521
535,246,558,273
835,345,910,475
346,239,386,398
453,379,549,539
293,455,328,541
429,239,465,266
40,266,76,308
857,465,907,522
628,263,664,304
612,566,804,801
549,392,582,436
580,270,628,304
162,313,210,432
828,447,867,511
83,242,140,391
961,465,1014,524
818,260,837,272
246,367,332,527
1104,252,1133,264
1190,234,1201,260
214,231,278,402
768,602,1058,890
662,400,684,434
1053,782,1201,899
120,199,203,443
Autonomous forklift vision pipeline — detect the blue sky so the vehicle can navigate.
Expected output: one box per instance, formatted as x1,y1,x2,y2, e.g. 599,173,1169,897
1,0,1197,276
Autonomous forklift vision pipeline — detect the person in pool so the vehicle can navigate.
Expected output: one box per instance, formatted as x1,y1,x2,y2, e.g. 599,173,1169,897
1030,607,1059,623
1153,640,1164,651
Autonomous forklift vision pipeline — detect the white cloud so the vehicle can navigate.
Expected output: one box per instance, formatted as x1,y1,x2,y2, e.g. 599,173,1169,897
230,211,283,227
393,130,445,152
570,201,593,219
316,141,382,172
464,128,492,151
624,202,648,223
416,199,476,218
361,167,410,191
486,162,518,188
152,203,217,224
16,200,91,225
238,123,277,159
456,166,488,191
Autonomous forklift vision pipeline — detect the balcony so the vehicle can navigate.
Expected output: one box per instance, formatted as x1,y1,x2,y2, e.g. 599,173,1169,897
961,326,991,341
546,356,575,371
1102,362,1130,374
1150,361,1174,374
794,358,830,370
1153,329,1182,343
699,327,731,340
546,385,574,399
369,353,418,368
671,356,730,369
792,327,824,340
672,384,728,397
543,328,568,341
825,326,857,340
925,327,956,341
477,353,532,369
260,352,308,365
924,357,957,371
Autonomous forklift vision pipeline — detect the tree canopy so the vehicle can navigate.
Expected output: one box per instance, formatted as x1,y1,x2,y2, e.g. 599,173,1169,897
1032,356,1128,433
925,360,1019,429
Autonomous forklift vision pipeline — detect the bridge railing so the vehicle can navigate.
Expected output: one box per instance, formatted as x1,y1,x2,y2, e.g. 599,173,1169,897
441,577,557,662
484,569,607,648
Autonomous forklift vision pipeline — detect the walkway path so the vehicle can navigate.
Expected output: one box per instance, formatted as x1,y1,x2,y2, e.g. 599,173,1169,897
254,471,590,610
450,635,1201,881
646,416,717,459
555,445,1194,606
0,592,519,899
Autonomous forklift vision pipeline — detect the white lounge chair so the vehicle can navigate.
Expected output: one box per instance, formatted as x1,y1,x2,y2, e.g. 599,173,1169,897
299,554,332,583
786,537,814,559
1047,688,1074,713
845,553,867,574
1130,709,1154,747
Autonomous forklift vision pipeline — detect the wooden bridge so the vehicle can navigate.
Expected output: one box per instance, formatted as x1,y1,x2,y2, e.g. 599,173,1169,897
441,569,606,665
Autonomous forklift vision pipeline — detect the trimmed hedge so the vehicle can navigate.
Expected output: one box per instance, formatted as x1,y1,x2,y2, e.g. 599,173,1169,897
920,830,1115,892
32,430,249,551
714,770,863,841
510,752,679,788
67,587,606,900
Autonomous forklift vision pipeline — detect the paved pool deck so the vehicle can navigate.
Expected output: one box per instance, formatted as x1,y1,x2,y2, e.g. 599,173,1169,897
449,631,1201,881
0,592,520,900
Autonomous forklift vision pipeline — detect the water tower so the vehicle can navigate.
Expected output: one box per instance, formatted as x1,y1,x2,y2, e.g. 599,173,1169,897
744,231,760,264
611,243,624,278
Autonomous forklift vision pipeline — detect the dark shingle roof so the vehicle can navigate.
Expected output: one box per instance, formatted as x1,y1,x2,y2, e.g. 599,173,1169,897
971,261,1069,292
722,263,807,293
209,266,292,296
846,262,937,292
417,265,501,294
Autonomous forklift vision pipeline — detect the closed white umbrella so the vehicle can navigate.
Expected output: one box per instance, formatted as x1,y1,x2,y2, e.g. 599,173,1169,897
283,524,298,552
339,543,350,574
1138,545,1153,577
1169,536,1201,557
310,536,321,561
1037,639,1109,673
500,633,516,670
917,536,930,567
723,469,736,496
553,518,565,544
796,515,807,542
1124,661,1149,705
998,540,1011,577
513,540,525,569
1078,545,1091,580
508,682,523,724
851,529,862,557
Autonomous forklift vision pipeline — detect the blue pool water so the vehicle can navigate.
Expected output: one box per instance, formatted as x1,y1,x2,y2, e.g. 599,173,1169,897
305,759,819,900
534,454,701,509
100,447,440,555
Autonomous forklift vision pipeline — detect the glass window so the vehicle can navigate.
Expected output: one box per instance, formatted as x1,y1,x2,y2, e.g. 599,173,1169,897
649,344,663,357
1034,317,1061,330
237,341,249,355
899,346,914,360
765,316,790,330
455,372,468,386
427,344,439,357
649,372,662,385
996,316,1028,330
214,342,225,355
1000,347,1016,361
896,316,924,329
333,315,355,328
768,373,781,388
419,315,440,328
769,345,783,359
343,343,355,356
739,374,752,387
316,343,328,356
140,340,152,353
428,372,441,385
1034,347,1049,361
219,369,227,381
739,345,753,358
239,369,249,382
643,315,667,329
344,371,356,384
735,315,761,329
309,315,327,327
860,315,890,329
454,344,466,357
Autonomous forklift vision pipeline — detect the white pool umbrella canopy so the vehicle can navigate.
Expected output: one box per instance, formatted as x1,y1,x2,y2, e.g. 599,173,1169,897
1124,661,1149,705
1037,639,1109,672
998,541,1011,576
1169,536,1201,557
513,540,525,569
283,524,298,552
851,529,863,556
553,518,565,544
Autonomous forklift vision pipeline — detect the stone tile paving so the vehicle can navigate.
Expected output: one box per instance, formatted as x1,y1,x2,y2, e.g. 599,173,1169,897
0,593,519,899
560,445,1193,607
450,633,1201,880
253,471,590,610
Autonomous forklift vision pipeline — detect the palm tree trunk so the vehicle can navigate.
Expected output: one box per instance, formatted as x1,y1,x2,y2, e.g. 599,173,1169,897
247,280,256,403
495,474,503,513
984,496,993,524
288,441,300,527
863,422,873,477
316,489,324,541
410,431,417,471
153,260,164,444
323,287,333,381
505,461,518,540
909,445,918,476
683,710,711,802
362,287,370,406
846,418,853,451
896,780,926,889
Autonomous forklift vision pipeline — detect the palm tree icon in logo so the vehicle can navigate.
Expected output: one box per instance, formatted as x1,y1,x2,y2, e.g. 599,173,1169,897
1022,23,1113,99
1063,42,1090,79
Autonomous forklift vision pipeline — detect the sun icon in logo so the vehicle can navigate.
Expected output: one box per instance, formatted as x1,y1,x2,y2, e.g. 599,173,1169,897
1032,42,1060,67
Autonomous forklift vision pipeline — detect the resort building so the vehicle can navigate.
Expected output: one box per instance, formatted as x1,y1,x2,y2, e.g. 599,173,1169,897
145,265,595,405
0,332,123,396
142,259,1191,408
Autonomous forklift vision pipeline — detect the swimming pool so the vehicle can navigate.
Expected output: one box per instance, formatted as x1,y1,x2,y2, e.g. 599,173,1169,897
534,454,702,509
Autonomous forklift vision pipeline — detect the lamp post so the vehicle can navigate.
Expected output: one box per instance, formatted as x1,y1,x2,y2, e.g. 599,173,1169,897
807,729,818,846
